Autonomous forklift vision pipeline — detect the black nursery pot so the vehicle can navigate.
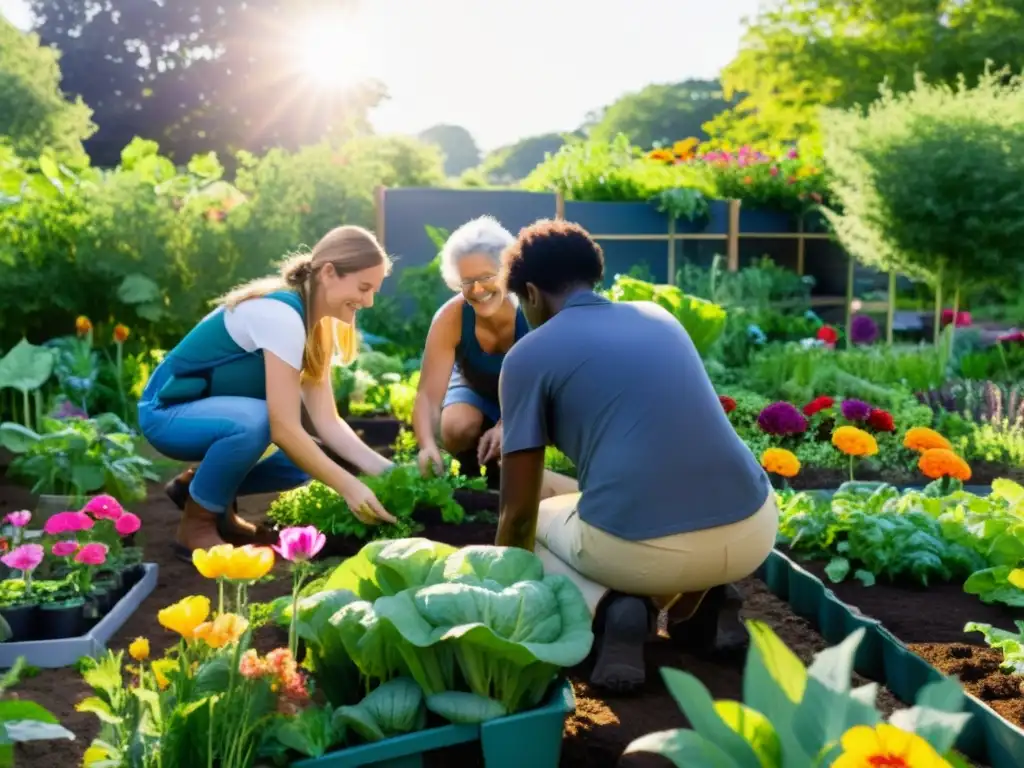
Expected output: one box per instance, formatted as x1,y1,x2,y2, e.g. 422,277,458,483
86,586,112,619
39,599,86,640
0,603,38,642
121,564,145,590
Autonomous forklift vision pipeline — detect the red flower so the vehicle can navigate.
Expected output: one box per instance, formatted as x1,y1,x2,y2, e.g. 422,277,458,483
719,395,736,414
802,395,834,417
867,409,895,432
997,330,1024,344
0,539,8,552
940,310,972,328
816,325,838,345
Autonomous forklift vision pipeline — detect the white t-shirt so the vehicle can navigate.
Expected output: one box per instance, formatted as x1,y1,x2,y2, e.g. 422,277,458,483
222,298,306,370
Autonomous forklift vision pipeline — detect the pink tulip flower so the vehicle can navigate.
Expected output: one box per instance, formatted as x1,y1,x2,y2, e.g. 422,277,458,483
83,495,124,521
74,542,108,566
273,526,325,563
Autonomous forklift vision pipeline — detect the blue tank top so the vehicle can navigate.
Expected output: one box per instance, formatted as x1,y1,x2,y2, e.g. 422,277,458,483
453,301,530,405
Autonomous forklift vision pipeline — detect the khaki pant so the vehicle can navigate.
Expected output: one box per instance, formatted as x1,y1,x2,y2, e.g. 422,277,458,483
534,492,779,616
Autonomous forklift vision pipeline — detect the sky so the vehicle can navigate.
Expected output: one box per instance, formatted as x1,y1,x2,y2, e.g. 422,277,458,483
0,0,761,152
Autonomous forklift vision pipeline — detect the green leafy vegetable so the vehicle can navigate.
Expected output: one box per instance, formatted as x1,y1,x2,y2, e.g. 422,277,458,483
333,678,426,743
964,620,1024,675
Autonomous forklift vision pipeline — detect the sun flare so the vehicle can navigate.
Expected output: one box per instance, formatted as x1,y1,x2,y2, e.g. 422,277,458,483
293,16,372,91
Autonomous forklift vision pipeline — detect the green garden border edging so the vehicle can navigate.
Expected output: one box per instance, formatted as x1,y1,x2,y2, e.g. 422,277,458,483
292,680,575,767
760,550,1024,767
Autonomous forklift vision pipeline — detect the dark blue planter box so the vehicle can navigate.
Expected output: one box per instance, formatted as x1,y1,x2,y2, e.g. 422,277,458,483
739,207,793,234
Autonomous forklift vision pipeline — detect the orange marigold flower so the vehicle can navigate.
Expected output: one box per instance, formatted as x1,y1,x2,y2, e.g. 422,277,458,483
760,448,801,478
918,448,972,482
647,149,674,163
75,316,92,336
903,427,951,453
832,426,878,457
113,324,130,343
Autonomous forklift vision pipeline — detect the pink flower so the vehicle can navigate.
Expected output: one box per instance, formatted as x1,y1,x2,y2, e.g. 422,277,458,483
43,511,94,536
51,540,79,558
74,542,108,566
1,544,44,573
83,495,124,521
114,512,141,536
273,526,325,563
3,511,31,528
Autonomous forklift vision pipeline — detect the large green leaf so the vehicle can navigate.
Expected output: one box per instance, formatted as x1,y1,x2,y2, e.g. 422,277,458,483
117,274,162,305
323,538,457,598
888,678,971,754
0,340,55,393
332,678,426,743
624,728,740,767
0,423,40,453
714,701,782,768
426,691,506,724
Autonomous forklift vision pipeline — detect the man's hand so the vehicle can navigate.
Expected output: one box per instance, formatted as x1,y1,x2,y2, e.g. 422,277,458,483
477,422,502,465
496,448,545,551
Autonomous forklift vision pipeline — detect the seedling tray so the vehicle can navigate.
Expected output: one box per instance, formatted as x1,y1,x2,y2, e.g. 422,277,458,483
293,680,575,768
0,563,159,668
760,549,1024,767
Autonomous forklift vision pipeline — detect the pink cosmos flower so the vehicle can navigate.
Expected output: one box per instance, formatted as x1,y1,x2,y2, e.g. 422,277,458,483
273,526,325,563
43,511,94,536
83,495,124,521
1,544,44,573
51,540,79,558
3,511,31,528
74,542,108,566
114,512,141,536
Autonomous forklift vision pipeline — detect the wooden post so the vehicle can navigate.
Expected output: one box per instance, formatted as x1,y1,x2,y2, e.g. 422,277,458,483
796,219,806,276
667,217,676,285
726,199,740,272
932,263,944,347
555,191,565,220
845,253,855,350
886,271,896,346
374,186,386,249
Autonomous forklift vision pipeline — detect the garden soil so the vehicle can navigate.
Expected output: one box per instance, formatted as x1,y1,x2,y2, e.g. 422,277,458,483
2,482,907,768
788,551,1024,729
788,461,1024,491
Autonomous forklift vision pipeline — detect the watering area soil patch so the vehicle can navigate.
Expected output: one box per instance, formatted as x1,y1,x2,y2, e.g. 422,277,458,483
785,548,1024,730
4,481,906,768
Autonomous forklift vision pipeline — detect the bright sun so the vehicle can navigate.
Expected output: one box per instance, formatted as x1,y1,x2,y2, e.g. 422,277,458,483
294,17,372,91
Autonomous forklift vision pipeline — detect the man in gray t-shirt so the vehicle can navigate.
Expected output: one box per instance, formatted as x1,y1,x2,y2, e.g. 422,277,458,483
497,219,777,693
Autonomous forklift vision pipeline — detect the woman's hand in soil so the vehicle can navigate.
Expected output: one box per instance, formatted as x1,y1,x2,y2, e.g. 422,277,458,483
418,445,445,478
339,477,396,525
477,423,502,465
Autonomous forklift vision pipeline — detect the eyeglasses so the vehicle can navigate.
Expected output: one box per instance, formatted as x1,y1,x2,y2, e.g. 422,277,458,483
460,275,499,290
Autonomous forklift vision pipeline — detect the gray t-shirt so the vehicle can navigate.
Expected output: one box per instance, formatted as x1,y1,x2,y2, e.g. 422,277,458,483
499,290,770,541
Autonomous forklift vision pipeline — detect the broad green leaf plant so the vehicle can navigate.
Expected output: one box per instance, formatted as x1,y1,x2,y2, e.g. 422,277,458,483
0,657,74,767
625,621,972,768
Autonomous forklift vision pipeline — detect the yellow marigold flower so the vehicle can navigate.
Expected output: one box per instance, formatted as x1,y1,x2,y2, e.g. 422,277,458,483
192,613,249,649
128,637,150,661
157,595,211,639
672,138,699,158
647,149,674,163
75,316,92,336
760,447,801,478
832,426,878,457
113,324,130,343
832,723,951,768
903,426,952,453
192,544,235,580
225,545,275,581
918,448,972,482
151,659,176,690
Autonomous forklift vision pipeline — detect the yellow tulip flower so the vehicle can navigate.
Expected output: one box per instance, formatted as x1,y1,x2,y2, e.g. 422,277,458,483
150,658,176,690
225,545,275,581
157,595,211,639
192,613,250,649
128,637,150,661
192,544,236,580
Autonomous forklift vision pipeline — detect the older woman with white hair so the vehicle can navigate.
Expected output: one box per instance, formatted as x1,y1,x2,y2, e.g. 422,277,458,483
411,216,528,482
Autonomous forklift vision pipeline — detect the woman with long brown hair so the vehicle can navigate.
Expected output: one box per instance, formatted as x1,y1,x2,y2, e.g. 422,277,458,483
139,226,396,560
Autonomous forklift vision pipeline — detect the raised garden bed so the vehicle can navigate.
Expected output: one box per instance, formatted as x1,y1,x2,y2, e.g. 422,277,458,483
786,462,1024,490
0,563,158,668
345,416,403,449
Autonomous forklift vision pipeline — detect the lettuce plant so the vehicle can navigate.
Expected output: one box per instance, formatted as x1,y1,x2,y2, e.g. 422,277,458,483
291,538,594,723
624,621,972,767
965,620,1024,675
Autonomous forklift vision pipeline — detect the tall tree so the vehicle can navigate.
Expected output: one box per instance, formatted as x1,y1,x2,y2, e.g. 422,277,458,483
587,80,731,148
28,1,386,165
418,124,480,176
0,16,94,161
477,132,574,182
708,0,1024,146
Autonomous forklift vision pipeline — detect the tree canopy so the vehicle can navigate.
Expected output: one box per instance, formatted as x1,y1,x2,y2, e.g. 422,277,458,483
476,132,574,183
0,16,94,161
417,124,481,176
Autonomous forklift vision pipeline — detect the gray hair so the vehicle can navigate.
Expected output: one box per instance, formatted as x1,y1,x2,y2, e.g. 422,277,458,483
439,216,514,291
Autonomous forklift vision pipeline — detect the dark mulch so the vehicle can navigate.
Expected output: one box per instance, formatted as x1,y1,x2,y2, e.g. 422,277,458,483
786,550,1024,729
2,481,901,768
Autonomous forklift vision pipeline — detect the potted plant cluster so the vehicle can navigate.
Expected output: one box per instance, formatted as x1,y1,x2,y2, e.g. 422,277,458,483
0,496,145,642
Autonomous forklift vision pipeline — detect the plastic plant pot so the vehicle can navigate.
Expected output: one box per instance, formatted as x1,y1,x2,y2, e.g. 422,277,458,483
39,598,86,640
0,603,39,642
87,586,111,618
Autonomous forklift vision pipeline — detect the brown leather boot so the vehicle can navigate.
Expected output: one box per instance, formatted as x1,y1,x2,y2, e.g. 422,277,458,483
173,498,228,562
165,466,196,510
219,504,277,546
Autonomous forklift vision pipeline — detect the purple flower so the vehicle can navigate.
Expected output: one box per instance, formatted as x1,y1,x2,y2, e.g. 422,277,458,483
757,402,808,436
52,400,87,419
850,315,879,345
841,399,873,422
273,526,326,563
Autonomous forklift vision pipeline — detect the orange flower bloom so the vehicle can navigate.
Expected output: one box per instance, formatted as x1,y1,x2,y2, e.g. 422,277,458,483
903,427,951,453
832,426,878,457
918,448,971,482
671,138,699,159
113,324,130,343
647,149,674,163
742,176,753,184
761,448,800,478
75,316,92,336
192,613,249,649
